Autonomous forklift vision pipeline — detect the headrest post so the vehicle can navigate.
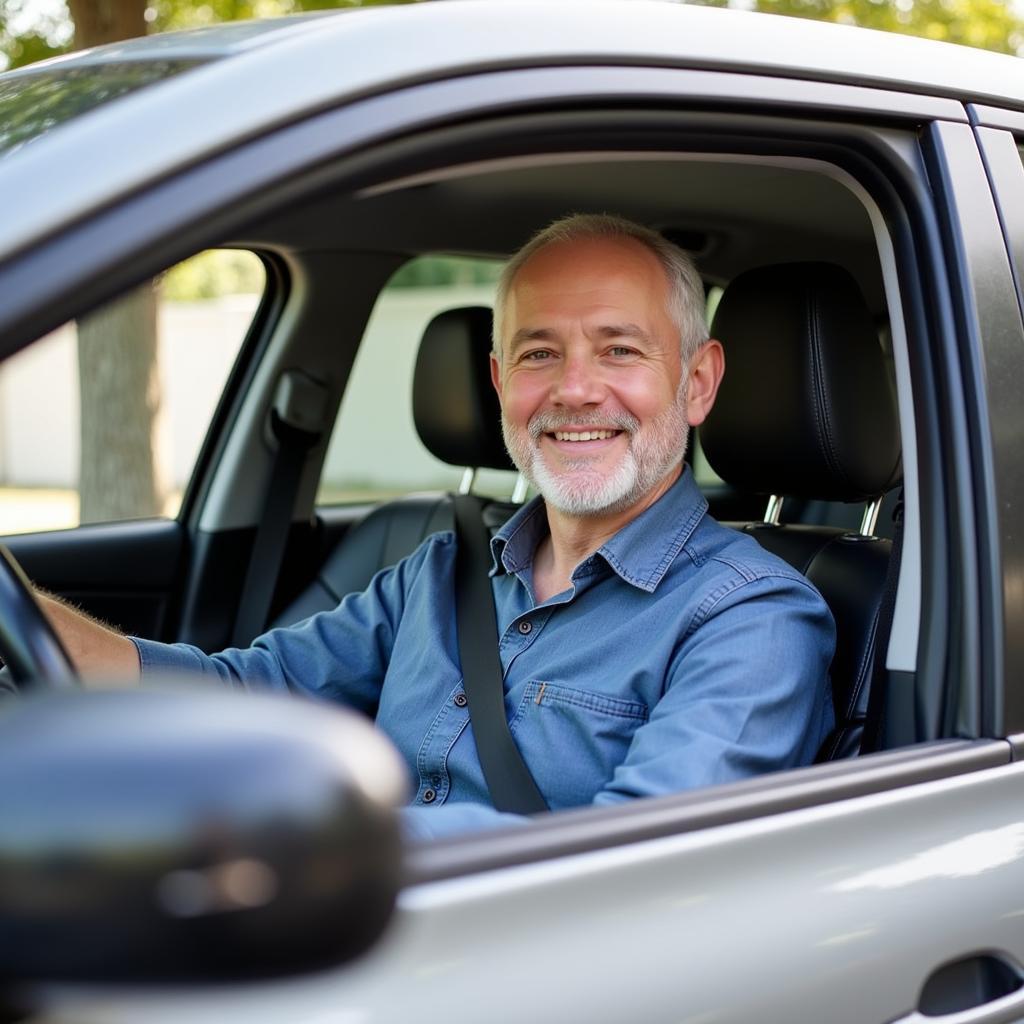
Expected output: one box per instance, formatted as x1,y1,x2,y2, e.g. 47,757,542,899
764,495,784,526
860,496,883,538
511,474,530,504
458,467,477,495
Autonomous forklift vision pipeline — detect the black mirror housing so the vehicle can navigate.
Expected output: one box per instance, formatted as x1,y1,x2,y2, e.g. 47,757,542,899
0,686,408,983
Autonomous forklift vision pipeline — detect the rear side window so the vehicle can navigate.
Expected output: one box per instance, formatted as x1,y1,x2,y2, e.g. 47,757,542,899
317,255,518,504
0,249,263,535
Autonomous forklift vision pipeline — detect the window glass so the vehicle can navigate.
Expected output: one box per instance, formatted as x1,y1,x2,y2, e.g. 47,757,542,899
0,249,263,535
0,61,208,160
318,255,517,505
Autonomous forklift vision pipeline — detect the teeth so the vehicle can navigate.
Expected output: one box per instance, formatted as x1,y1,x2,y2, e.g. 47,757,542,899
553,430,616,442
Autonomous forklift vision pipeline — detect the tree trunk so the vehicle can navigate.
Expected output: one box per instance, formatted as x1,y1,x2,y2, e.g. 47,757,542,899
66,0,146,48
67,0,162,524
77,287,163,522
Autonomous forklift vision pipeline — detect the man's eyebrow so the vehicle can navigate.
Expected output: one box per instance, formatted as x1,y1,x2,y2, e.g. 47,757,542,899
508,323,652,349
508,327,554,350
596,322,651,341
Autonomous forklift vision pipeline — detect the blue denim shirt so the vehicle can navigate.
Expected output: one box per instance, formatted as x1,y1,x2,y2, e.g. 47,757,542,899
134,470,835,840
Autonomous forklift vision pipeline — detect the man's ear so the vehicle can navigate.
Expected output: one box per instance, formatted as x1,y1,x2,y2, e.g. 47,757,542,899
489,351,502,396
685,339,725,427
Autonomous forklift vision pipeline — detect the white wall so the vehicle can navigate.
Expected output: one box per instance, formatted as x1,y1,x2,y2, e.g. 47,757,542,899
0,285,504,495
0,297,255,489
321,284,501,494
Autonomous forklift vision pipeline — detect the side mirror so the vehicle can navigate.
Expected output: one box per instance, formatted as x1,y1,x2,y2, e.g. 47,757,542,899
0,686,408,983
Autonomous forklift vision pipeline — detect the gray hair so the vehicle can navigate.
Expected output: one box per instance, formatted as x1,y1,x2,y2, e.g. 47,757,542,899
492,213,708,364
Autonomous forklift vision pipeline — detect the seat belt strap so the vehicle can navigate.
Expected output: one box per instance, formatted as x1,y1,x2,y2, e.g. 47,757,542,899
232,371,327,648
453,493,548,815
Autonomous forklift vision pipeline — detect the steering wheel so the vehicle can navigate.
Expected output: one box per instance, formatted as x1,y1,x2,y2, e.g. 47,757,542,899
0,546,77,688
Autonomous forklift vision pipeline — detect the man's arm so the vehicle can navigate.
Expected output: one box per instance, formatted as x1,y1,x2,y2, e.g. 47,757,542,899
37,593,140,682
84,533,445,705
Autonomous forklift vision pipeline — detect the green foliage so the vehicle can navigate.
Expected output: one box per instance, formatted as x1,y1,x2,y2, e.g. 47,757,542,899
0,0,423,71
752,0,1023,54
387,255,504,289
142,0,422,34
0,0,73,70
3,30,60,67
161,249,266,300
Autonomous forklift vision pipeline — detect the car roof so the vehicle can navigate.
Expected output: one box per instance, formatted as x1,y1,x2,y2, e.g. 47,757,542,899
0,0,1021,264
12,1,1024,101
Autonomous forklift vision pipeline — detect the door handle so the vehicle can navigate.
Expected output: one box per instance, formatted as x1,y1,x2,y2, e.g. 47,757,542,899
889,954,1024,1024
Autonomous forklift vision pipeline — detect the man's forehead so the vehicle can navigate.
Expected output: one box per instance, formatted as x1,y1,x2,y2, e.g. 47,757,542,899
506,237,671,324
512,235,663,287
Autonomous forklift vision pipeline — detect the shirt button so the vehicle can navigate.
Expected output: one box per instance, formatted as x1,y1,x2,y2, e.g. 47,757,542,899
518,620,533,635
454,692,468,707
422,788,437,804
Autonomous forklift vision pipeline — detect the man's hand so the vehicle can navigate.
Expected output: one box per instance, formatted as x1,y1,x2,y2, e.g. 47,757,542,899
37,594,141,685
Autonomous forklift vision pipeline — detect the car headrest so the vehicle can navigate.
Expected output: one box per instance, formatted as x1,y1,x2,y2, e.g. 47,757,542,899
701,263,901,502
412,306,515,472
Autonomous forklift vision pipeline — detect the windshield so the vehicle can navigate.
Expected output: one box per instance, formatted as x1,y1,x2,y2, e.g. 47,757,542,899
0,60,207,159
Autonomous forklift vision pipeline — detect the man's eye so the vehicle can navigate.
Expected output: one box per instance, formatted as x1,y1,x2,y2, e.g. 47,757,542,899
522,350,552,362
609,346,637,357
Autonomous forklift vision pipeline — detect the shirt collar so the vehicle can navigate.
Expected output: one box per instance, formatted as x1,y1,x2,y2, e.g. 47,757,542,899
489,466,708,593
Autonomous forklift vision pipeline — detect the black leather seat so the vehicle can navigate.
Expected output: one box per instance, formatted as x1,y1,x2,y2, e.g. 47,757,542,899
272,306,515,628
700,262,902,760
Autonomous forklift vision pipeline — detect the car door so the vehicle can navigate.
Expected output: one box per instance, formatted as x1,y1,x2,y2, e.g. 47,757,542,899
4,15,1024,1023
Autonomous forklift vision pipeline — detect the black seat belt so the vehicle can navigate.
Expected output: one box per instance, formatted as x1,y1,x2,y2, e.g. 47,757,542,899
232,371,327,648
453,493,548,815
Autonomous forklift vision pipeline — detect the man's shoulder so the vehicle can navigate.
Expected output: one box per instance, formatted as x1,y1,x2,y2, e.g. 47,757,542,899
369,529,457,592
684,514,826,595
672,516,836,647
402,528,457,567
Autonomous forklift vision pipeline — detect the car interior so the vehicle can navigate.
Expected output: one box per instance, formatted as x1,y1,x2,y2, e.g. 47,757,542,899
7,140,921,850
246,153,910,759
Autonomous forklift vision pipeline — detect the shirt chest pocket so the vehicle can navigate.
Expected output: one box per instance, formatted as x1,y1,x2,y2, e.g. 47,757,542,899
508,681,649,809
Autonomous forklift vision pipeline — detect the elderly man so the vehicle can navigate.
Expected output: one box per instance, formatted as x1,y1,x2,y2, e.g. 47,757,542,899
41,214,835,839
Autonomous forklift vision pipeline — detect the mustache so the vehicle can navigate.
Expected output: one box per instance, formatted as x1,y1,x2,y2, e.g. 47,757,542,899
527,409,639,441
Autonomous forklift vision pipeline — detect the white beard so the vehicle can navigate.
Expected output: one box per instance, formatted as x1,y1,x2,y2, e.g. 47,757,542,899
502,379,690,517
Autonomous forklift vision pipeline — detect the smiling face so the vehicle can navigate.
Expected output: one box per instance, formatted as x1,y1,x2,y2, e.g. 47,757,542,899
492,236,691,519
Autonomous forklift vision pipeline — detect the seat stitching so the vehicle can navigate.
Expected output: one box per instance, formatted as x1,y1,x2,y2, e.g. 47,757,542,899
806,284,852,492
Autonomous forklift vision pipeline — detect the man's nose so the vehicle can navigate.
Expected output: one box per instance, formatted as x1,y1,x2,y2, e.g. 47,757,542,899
549,351,607,406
